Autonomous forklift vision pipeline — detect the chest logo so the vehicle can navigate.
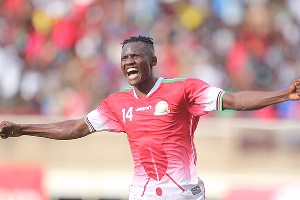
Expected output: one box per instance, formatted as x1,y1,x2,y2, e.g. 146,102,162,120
136,105,152,112
154,101,170,116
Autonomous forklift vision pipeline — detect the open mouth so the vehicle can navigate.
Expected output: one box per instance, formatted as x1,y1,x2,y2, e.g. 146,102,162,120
127,67,139,79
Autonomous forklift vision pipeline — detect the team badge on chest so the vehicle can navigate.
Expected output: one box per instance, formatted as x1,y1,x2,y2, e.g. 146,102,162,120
154,101,170,116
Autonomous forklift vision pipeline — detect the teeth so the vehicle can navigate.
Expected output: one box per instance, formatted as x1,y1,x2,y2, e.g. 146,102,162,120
127,68,138,73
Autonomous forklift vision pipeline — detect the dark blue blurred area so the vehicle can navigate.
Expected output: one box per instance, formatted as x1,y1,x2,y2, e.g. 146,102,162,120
0,0,299,119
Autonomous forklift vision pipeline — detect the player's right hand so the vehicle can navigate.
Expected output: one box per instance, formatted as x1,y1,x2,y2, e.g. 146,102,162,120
0,121,22,139
288,78,300,101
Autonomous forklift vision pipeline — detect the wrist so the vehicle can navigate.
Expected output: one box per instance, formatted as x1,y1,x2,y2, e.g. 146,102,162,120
16,124,25,136
283,89,291,101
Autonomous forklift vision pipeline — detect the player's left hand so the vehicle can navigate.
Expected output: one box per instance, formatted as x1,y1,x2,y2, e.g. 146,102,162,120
288,79,300,101
0,121,22,139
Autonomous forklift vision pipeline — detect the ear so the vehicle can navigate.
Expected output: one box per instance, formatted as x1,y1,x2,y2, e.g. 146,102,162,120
151,56,157,67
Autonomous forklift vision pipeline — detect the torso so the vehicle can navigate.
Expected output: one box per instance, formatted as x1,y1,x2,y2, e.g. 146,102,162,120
86,77,224,198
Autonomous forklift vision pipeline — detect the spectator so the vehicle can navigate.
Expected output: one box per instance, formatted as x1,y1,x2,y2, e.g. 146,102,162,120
0,0,299,119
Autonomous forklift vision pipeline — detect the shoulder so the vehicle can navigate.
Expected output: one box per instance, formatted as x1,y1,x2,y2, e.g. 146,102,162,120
161,78,186,83
102,87,133,104
161,77,209,87
108,87,133,98
184,78,210,85
118,87,134,93
160,78,187,89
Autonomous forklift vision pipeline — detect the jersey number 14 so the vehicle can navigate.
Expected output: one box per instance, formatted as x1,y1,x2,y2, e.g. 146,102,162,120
122,107,133,122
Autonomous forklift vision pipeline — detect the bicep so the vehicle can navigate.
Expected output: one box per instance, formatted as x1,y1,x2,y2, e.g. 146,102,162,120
69,118,92,139
222,92,237,110
222,92,253,111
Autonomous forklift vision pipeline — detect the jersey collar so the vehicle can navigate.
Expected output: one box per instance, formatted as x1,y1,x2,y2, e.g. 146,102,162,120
133,77,164,99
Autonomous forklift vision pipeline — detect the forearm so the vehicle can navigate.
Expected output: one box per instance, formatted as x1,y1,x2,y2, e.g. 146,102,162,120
20,119,90,140
223,90,289,111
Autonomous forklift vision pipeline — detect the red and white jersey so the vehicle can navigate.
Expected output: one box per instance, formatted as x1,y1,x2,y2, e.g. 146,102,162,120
84,77,225,200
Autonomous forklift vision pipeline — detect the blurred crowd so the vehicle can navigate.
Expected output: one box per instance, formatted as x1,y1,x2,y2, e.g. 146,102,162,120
0,0,299,119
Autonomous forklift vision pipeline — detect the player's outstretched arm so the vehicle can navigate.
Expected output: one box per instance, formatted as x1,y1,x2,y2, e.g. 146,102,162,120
0,119,91,140
222,79,300,111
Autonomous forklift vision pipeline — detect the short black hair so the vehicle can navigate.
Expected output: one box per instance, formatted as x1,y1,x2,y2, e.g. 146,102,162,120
121,35,154,50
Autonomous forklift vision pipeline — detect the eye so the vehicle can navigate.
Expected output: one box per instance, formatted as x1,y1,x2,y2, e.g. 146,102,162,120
133,54,141,59
121,56,127,61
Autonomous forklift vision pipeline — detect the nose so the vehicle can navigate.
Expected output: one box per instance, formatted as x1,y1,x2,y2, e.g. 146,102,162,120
123,56,135,66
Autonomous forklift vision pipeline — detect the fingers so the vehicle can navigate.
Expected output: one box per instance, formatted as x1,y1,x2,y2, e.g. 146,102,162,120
0,121,10,139
295,79,300,95
0,121,6,139
293,79,300,85
293,79,300,97
0,135,8,139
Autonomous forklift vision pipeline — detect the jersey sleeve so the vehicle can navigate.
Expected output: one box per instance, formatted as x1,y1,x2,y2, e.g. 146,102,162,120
84,98,124,133
184,78,226,116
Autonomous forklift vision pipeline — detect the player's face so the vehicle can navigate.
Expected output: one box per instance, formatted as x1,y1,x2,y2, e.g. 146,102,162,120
121,42,156,86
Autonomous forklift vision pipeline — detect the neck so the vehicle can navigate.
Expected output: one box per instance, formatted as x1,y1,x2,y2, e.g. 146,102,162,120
134,76,158,97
